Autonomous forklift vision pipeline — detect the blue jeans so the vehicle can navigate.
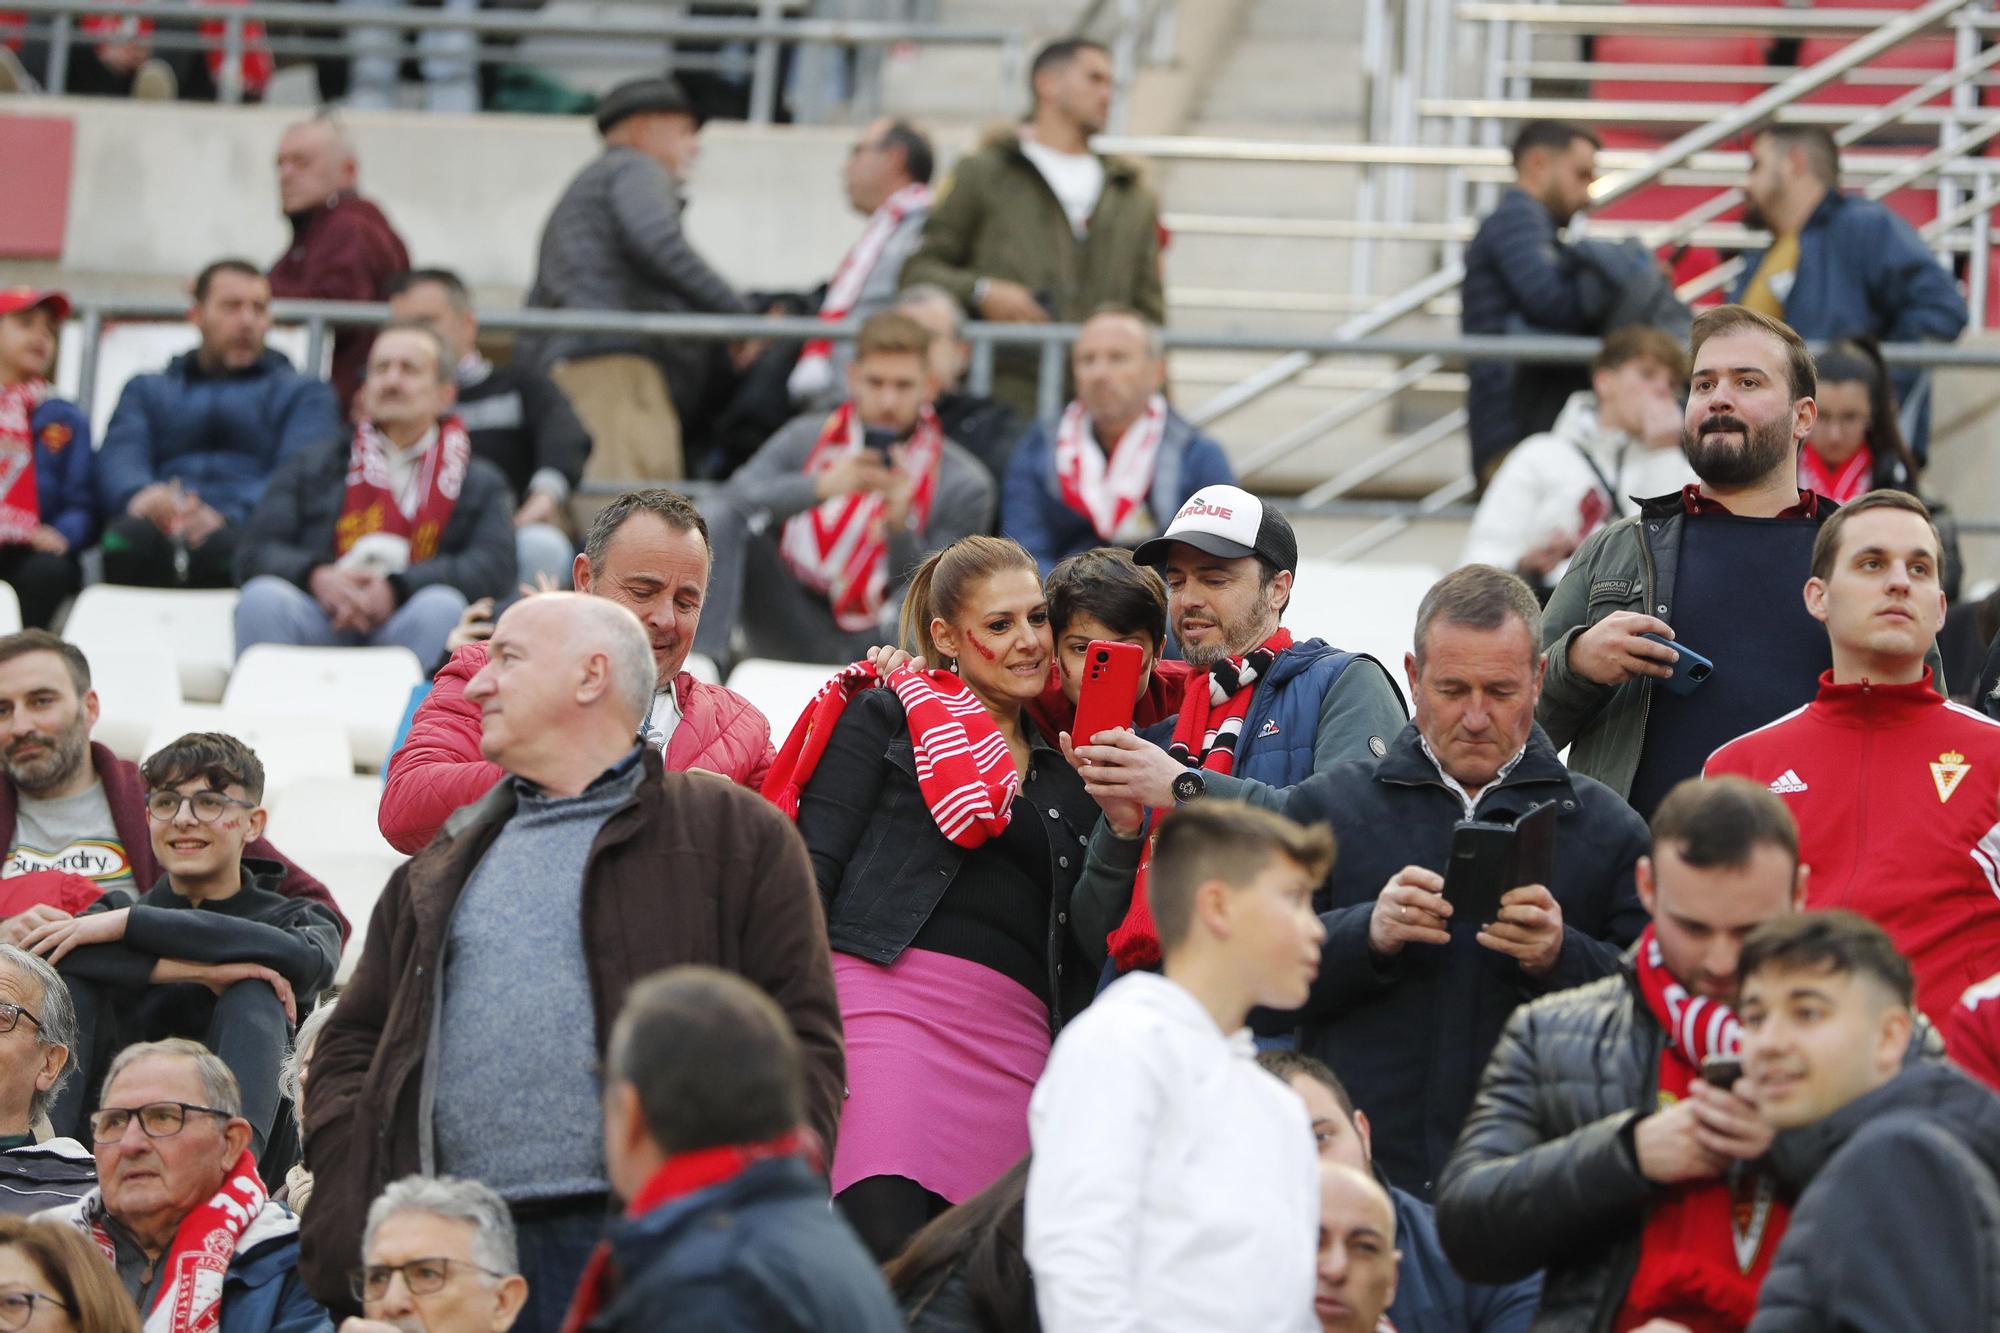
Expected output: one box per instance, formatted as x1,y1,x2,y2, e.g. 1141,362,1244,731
234,574,466,671
512,1204,608,1333
513,523,575,596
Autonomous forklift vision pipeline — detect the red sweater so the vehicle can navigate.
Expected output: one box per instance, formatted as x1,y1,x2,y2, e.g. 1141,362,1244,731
378,642,777,854
1705,669,2000,1022
267,191,410,416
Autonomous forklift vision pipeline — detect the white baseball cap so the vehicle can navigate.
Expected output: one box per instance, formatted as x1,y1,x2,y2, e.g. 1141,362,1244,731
1133,485,1298,573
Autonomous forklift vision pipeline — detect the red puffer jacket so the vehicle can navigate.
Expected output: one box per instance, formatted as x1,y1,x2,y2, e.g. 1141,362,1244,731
377,642,776,854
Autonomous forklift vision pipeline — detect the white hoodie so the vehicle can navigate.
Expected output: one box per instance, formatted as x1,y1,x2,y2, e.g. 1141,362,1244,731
1462,390,1696,576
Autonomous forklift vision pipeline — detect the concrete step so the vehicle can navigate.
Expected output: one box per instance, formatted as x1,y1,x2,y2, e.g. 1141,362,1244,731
1199,37,1367,125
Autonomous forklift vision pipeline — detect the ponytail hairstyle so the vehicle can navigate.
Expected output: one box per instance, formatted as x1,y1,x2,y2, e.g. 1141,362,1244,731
899,536,1041,669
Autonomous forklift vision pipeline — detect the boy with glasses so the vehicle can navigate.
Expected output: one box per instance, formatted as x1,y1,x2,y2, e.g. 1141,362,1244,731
18,734,339,1161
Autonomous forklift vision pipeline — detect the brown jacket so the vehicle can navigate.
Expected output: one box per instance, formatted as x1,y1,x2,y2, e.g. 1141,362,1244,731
297,750,845,1309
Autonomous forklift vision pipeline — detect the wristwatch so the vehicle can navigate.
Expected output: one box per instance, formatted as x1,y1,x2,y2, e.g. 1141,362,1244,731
1172,769,1207,806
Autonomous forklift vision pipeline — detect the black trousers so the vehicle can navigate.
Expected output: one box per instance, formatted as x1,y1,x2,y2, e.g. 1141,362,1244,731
836,1174,950,1264
55,976,289,1160
0,546,79,628
100,514,239,589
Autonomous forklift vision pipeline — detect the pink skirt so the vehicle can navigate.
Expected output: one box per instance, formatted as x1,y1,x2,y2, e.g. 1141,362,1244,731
830,948,1051,1203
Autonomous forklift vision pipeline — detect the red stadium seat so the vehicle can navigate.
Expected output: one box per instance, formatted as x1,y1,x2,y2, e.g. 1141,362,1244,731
1796,35,1956,107
1593,34,1774,104
1590,130,1739,298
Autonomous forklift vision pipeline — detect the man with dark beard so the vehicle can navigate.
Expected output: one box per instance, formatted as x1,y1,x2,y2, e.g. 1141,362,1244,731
1537,305,1933,819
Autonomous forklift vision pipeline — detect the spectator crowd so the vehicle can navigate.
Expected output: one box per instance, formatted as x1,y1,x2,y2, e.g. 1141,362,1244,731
0,24,1996,1333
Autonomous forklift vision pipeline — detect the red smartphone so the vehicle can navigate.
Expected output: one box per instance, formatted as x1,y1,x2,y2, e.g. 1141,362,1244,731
1071,640,1145,744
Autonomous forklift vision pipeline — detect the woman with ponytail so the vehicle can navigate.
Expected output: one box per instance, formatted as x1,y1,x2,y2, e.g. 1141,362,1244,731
782,535,1112,1265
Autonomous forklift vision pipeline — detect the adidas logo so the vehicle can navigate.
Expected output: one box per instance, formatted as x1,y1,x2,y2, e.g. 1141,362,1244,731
1769,769,1809,795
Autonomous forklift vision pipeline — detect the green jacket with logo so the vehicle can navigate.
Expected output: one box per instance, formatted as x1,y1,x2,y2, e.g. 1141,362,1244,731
1536,491,1943,800
900,129,1164,418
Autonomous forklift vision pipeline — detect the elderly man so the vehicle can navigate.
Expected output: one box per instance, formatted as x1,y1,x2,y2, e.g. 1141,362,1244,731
1437,778,1803,1331
696,311,994,671
387,268,591,589
340,1177,526,1333
377,489,774,854
1064,484,1407,973
526,76,751,485
0,945,93,1213
0,631,337,934
233,323,516,668
566,967,896,1331
1002,307,1234,573
267,117,410,416
1275,565,1648,1199
98,260,343,590
302,594,843,1327
1260,1050,1539,1333
41,1038,328,1329
1314,1164,1401,1333
789,119,936,409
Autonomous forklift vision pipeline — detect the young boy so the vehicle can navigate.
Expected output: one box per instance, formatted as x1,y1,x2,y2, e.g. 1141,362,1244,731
0,289,95,629
21,733,339,1158
1025,801,1332,1332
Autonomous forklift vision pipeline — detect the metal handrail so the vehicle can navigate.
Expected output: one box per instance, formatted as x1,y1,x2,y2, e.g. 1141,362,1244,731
1,0,1024,120
1454,3,1983,32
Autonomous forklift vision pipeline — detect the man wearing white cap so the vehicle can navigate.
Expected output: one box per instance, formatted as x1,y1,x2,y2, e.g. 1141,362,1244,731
1063,484,1408,975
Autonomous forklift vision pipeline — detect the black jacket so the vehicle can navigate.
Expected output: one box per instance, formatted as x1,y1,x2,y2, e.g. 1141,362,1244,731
1752,1062,2000,1332
1277,722,1648,1198
586,1157,902,1333
1462,187,1591,469
795,689,1103,1026
455,361,591,501
233,433,518,605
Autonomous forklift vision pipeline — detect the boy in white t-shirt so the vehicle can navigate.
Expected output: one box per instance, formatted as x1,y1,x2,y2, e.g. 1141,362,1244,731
1026,801,1331,1333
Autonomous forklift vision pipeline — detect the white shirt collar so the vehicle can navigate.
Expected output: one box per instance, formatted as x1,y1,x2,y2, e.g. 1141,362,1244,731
1417,734,1527,818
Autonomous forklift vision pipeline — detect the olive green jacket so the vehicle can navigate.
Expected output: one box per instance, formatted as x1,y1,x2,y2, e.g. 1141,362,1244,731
900,130,1164,418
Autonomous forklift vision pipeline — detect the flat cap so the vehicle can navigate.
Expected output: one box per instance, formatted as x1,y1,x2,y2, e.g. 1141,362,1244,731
595,76,700,134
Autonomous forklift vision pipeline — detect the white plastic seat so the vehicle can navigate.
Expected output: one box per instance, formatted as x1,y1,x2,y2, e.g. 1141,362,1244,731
55,323,317,433
64,585,238,703
1284,560,1443,678
0,584,21,635
140,706,353,794
87,644,185,761
224,645,423,772
724,659,843,736
315,850,408,983
261,774,395,860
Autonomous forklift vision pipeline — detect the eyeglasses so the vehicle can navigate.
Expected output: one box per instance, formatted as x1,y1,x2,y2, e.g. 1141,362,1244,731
89,1101,233,1143
350,1257,507,1303
0,1291,69,1331
144,790,256,823
0,1004,41,1037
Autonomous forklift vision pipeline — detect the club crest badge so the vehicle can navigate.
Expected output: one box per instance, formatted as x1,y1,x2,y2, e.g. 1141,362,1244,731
1931,750,1970,805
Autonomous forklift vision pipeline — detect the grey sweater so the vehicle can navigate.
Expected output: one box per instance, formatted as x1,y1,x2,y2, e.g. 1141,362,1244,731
431,753,646,1202
523,146,750,410
721,411,997,587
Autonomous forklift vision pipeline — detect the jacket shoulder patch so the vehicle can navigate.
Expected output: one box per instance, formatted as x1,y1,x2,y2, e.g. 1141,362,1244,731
1589,578,1635,601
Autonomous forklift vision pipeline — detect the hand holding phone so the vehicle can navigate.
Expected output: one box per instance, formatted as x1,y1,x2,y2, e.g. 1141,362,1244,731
1638,632,1714,697
1699,1055,1743,1092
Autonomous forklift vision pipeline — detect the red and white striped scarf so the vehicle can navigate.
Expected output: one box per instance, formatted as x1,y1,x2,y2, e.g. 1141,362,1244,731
1055,394,1168,542
1797,441,1874,505
778,402,944,632
0,380,44,544
763,660,1017,847
791,182,933,395
79,1148,276,1333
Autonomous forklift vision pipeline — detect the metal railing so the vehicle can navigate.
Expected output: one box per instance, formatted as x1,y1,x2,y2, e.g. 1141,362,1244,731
0,0,1024,122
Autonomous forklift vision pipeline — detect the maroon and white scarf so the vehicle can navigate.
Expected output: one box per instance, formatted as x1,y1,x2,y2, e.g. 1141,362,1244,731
764,660,1018,847
778,403,944,632
66,1148,290,1333
1054,394,1168,541
335,416,472,564
0,380,45,544
790,182,933,399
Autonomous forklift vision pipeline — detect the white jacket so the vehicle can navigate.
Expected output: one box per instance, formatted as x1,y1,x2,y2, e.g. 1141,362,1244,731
1024,972,1319,1333
1462,391,1696,574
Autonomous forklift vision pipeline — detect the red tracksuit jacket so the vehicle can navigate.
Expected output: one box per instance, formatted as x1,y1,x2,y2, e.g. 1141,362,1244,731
1705,669,2000,1024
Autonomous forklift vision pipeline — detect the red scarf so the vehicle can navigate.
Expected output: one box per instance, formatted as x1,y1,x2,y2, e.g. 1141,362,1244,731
777,403,944,632
0,380,43,544
86,1148,267,1333
1054,394,1168,541
791,182,933,393
1797,441,1874,505
1105,629,1292,970
763,660,1019,848
1616,925,1787,1333
77,0,273,96
559,1130,813,1333
334,417,472,565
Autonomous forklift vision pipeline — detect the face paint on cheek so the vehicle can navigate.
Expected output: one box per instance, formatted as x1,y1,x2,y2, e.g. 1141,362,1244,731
965,636,1000,662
